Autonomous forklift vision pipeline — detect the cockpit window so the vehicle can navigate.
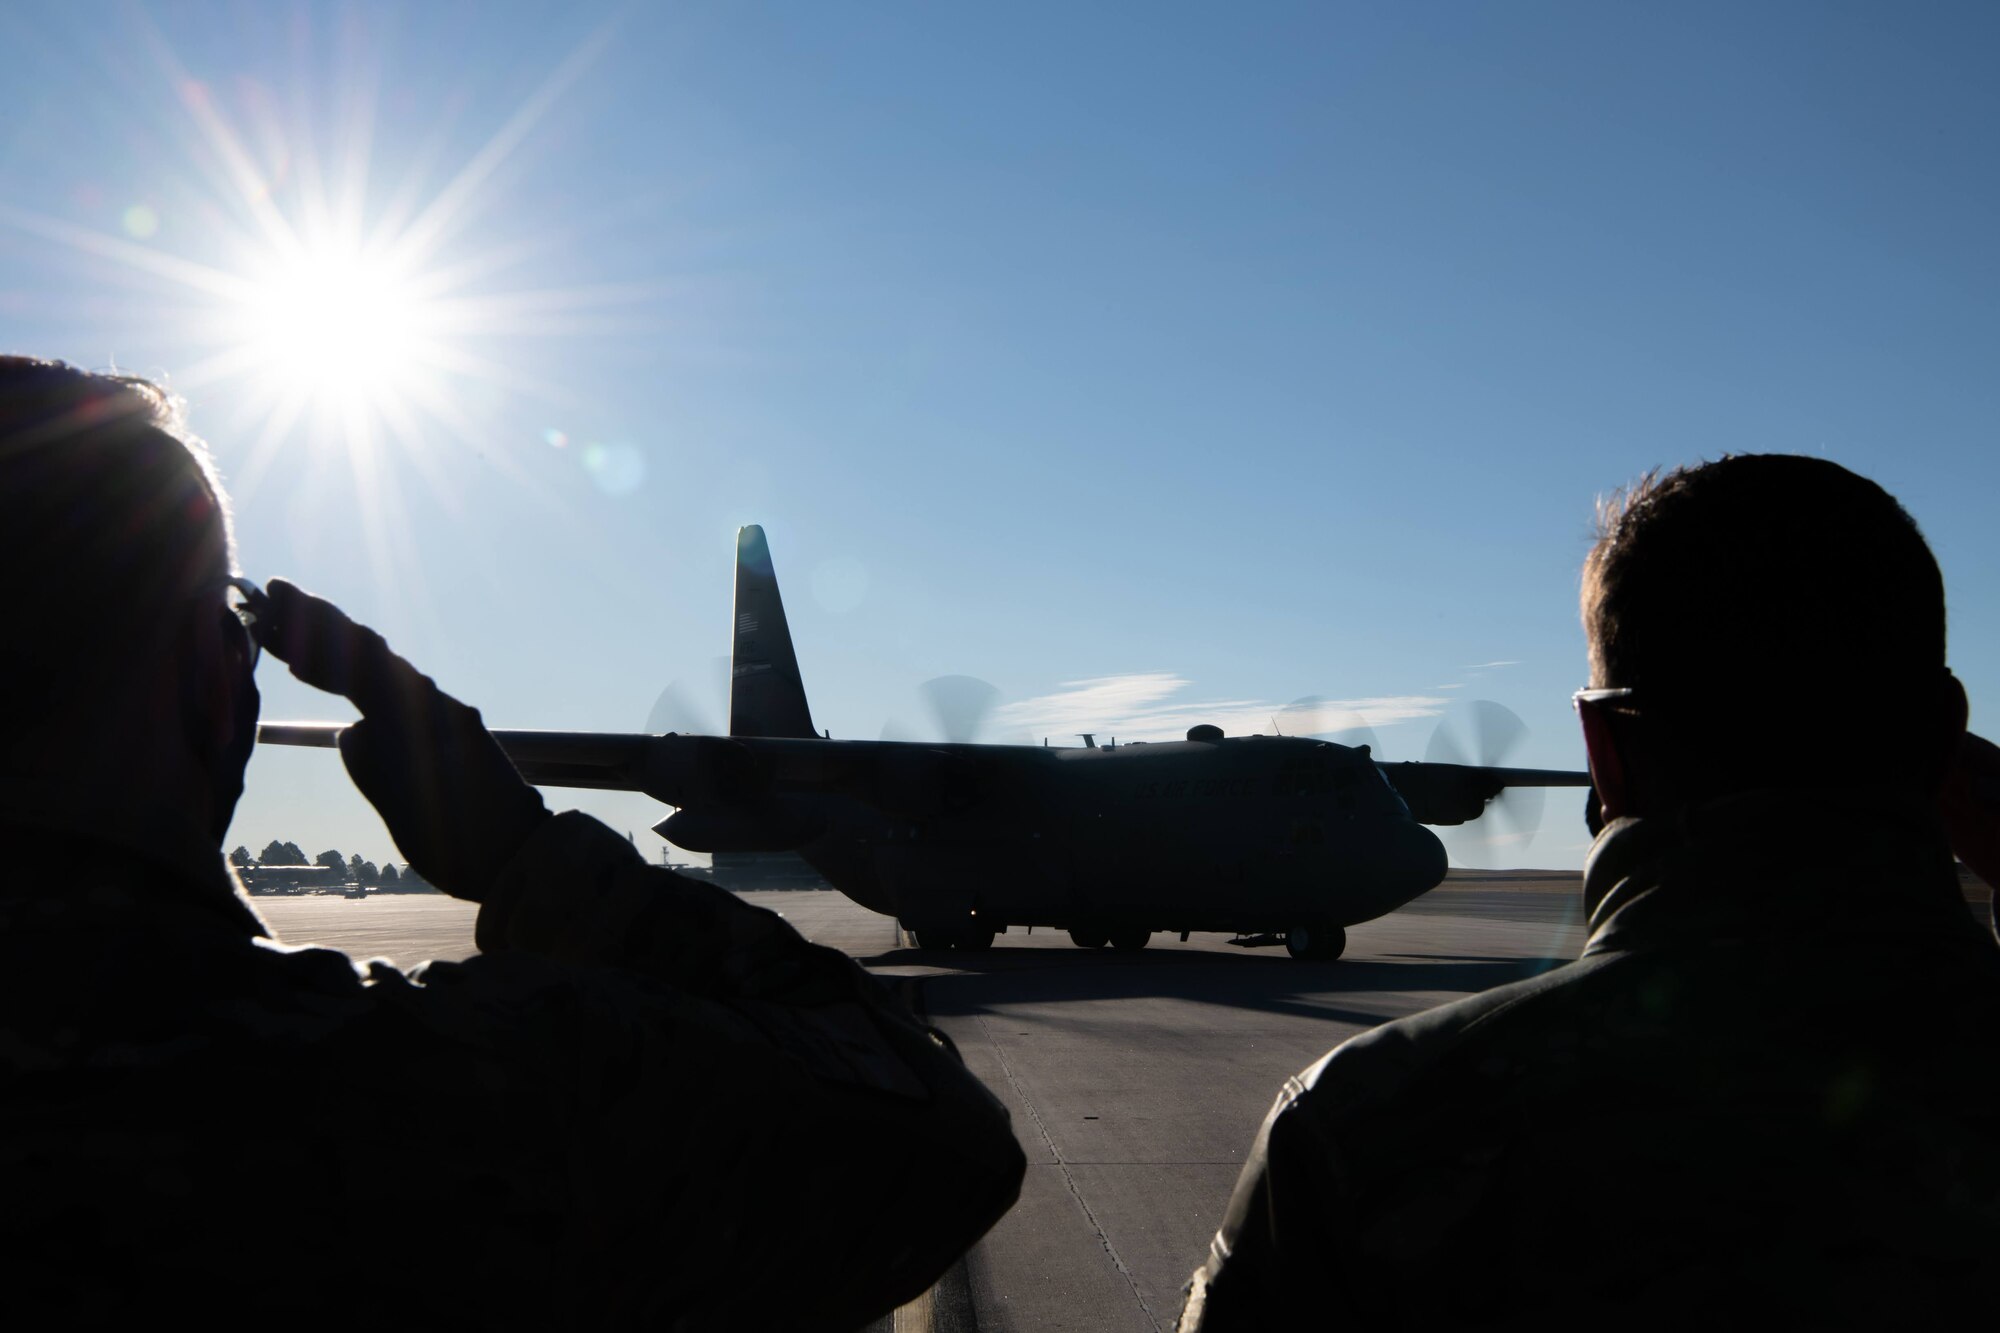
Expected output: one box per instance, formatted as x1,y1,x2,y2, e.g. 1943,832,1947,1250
1371,762,1411,815
1280,747,1369,798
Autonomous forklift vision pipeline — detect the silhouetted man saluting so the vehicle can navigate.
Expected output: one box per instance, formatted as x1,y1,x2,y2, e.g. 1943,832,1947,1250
1182,455,2000,1329
0,357,1023,1329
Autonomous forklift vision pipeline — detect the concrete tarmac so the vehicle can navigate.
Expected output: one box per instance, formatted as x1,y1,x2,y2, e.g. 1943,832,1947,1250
253,872,1591,1331
255,873,1995,1329
251,871,1995,1330
862,876,1588,1333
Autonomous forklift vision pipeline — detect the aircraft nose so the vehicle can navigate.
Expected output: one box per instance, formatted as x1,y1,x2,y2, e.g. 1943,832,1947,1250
1399,820,1449,894
1343,818,1449,922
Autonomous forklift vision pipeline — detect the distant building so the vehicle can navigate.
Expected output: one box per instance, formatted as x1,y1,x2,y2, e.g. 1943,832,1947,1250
236,864,347,895
672,850,831,892
236,863,441,896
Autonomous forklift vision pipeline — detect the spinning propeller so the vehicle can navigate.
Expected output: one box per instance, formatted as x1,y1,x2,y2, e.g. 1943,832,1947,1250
645,656,732,735
1278,695,1550,866
1276,696,1381,754
1422,699,1547,867
881,675,1003,743
645,661,1005,745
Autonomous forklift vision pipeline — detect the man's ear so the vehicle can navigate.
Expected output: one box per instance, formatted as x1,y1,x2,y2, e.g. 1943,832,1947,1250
1939,727,2000,896
1578,702,1636,823
1943,670,1970,734
1928,671,1970,790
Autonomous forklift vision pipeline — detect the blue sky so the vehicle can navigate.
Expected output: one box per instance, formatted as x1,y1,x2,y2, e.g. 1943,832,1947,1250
5,1,1997,870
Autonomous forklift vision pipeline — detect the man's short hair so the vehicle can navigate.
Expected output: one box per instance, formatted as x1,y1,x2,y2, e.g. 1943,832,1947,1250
1581,453,1947,792
0,356,235,732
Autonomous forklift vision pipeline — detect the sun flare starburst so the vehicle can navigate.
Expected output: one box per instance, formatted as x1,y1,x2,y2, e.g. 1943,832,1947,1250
0,18,626,484
0,14,668,619
231,241,434,405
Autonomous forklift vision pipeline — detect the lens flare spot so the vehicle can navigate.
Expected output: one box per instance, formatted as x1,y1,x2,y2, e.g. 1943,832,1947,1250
543,428,568,449
581,441,645,496
122,205,159,239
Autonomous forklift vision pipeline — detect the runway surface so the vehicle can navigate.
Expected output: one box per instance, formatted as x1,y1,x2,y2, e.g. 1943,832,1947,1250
815,875,1589,1333
247,873,1996,1329
254,871,1596,1331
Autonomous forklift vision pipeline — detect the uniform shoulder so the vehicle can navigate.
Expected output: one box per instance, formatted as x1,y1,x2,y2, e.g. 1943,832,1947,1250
1290,952,1620,1123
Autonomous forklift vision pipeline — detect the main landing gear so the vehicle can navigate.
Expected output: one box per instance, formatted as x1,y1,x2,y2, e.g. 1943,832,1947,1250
912,925,995,951
1068,927,1150,951
1284,923,1347,962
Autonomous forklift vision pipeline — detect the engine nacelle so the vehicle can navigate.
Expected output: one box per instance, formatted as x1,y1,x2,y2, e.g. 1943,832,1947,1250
639,734,771,808
654,798,824,853
1380,762,1500,826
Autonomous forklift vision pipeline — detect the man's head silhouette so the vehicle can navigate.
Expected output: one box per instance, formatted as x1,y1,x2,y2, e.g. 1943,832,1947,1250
1579,453,1966,821
0,355,259,841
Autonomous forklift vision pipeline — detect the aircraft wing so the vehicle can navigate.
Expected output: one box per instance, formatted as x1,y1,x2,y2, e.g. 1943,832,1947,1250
259,721,888,854
257,723,661,793
259,720,882,803
1444,765,1592,789
1377,760,1591,826
261,722,1593,841
257,722,347,750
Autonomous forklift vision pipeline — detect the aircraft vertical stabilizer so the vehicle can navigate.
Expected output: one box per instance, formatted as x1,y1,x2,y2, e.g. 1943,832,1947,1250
729,525,818,739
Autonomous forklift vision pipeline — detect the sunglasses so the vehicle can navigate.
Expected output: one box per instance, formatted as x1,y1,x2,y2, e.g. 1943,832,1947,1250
219,576,272,670
1571,686,1637,713
1571,687,1638,805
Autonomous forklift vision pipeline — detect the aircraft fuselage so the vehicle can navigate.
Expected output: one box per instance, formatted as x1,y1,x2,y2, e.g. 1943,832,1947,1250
772,734,1447,937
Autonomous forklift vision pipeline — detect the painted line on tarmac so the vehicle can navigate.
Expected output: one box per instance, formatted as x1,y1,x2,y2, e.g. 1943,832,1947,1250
858,1259,975,1333
903,1258,977,1331
875,973,982,1332
894,1283,933,1331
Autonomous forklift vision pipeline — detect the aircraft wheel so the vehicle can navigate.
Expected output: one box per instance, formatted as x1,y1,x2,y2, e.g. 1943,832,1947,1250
1107,929,1151,952
958,927,996,952
913,928,951,950
1068,928,1108,950
1285,924,1346,961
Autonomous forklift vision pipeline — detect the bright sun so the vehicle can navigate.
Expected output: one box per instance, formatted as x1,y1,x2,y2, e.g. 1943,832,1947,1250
235,243,434,404
0,19,621,482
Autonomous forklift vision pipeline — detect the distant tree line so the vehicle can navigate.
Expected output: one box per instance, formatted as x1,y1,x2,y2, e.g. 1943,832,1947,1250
229,841,436,894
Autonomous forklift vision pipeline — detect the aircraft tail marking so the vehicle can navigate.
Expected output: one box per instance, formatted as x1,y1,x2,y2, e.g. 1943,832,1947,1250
729,525,818,739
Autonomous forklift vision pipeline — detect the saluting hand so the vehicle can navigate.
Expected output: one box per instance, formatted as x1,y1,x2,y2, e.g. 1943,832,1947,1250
260,578,550,902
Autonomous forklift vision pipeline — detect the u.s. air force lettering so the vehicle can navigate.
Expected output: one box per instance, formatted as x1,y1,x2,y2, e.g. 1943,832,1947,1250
1135,777,1265,800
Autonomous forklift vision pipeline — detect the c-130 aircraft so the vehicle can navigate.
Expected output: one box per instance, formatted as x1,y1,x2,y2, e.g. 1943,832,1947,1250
263,527,1589,961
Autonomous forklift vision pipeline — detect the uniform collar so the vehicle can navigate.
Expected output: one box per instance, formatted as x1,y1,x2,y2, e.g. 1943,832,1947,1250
1580,788,1972,957
0,782,269,938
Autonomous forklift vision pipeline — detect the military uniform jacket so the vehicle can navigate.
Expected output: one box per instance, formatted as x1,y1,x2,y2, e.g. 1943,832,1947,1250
1181,791,2000,1330
0,808,1024,1330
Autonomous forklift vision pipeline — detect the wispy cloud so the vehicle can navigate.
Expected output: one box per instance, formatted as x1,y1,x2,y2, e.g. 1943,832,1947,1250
1460,660,1522,671
994,672,1452,744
